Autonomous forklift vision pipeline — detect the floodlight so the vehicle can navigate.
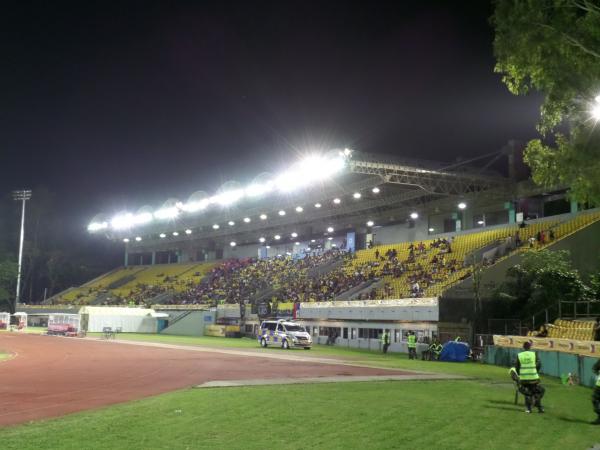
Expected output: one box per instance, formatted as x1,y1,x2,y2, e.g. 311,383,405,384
295,242,300,245
172,231,179,236
159,233,166,238
245,182,273,197
111,213,135,230
185,229,192,235
260,213,267,220
477,220,485,225
259,237,266,243
210,189,245,207
328,237,333,240
428,228,435,232
154,207,179,220
333,198,341,204
291,232,298,238
228,221,235,226
592,101,600,121
458,202,467,210
372,187,380,194
179,199,209,212
230,241,236,247
274,234,281,240
295,206,303,213
87,221,108,232
314,203,322,208
123,238,130,243
243,217,251,223
410,212,419,220
327,226,334,233
311,239,316,243
135,236,142,242
366,220,374,227
285,252,291,256
212,224,220,230
266,245,271,249
343,148,352,156
353,192,361,199
332,243,337,247
278,210,286,216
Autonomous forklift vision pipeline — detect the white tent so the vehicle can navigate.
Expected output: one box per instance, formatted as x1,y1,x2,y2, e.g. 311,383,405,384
79,306,160,333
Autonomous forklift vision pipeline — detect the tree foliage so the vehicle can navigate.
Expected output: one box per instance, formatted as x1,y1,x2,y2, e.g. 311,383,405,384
492,0,600,204
0,259,17,313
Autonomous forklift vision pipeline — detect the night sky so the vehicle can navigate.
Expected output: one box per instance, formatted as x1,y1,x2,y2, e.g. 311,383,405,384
1,0,542,227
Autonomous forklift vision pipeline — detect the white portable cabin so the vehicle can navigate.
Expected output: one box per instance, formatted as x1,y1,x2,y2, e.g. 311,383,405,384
12,312,27,329
79,306,164,333
48,313,81,335
0,312,9,330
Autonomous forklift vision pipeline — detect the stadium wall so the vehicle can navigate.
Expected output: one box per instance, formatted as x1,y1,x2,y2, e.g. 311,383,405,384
160,310,214,336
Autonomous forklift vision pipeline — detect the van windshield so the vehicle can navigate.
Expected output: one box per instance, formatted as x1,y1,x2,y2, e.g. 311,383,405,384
284,324,306,332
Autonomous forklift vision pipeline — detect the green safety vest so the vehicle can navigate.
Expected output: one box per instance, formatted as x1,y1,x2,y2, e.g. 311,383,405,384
381,333,390,344
518,351,539,381
407,335,416,348
596,374,600,388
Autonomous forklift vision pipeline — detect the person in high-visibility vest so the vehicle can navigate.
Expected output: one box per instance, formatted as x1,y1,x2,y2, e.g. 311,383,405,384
515,341,545,413
381,330,391,354
592,358,600,425
407,331,417,360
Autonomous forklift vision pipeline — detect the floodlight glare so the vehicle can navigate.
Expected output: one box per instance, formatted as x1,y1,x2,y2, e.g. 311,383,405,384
266,245,271,249
111,213,135,230
243,217,251,223
87,221,108,232
123,238,130,243
328,237,333,240
172,231,179,236
210,189,245,207
278,210,286,216
230,241,236,247
135,236,142,242
185,229,192,235
410,212,419,220
259,237,266,243
295,242,300,245
592,100,600,121
153,207,179,220
291,232,298,238
372,187,380,194
274,234,281,240
458,202,467,210
260,213,267,220
212,224,220,230
428,227,435,232
228,221,235,226
295,206,303,213
314,203,322,208
245,182,273,197
477,220,485,225
333,198,341,204
311,239,316,243
159,233,166,238
353,192,361,199
327,226,334,233
179,199,209,212
366,220,374,227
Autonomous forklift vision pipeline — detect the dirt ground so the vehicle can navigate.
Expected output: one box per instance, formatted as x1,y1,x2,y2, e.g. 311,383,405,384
0,334,412,427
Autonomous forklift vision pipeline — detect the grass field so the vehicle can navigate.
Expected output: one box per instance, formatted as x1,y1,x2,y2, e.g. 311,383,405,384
0,352,10,362
1,334,599,449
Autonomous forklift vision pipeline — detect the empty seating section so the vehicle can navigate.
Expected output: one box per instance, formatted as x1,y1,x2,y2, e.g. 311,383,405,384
529,319,595,341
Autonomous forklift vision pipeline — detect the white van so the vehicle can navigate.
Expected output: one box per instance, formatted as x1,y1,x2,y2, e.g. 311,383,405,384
258,319,312,349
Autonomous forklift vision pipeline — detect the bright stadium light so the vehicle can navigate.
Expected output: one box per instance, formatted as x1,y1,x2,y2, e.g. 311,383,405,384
311,239,316,243
278,210,286,216
291,232,298,238
314,203,322,208
333,198,341,204
259,237,266,243
327,226,334,233
159,233,166,238
372,187,380,194
410,212,419,220
212,224,220,230
428,227,435,232
179,199,209,213
172,231,179,236
328,237,333,240
295,206,303,213
228,221,235,226
353,192,361,199
245,182,273,197
230,241,236,247
243,217,251,223
123,238,130,243
87,221,108,232
366,220,374,227
458,202,467,210
135,236,142,242
185,229,192,235
266,245,271,249
591,95,600,121
260,213,268,220
111,213,135,230
477,220,485,225
295,242,300,245
274,234,281,240
273,155,346,193
133,212,153,225
154,207,179,220
210,189,245,207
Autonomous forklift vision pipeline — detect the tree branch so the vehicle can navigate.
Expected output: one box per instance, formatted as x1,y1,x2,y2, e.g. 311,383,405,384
534,22,600,59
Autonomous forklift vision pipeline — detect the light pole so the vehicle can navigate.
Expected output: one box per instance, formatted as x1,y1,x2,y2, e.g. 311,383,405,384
12,189,32,308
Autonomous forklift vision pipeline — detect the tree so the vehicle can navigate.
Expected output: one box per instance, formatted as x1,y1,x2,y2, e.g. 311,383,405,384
0,259,17,313
492,0,600,204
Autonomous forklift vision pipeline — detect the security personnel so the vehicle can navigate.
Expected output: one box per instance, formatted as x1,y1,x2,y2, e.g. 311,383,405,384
515,341,545,413
381,329,391,354
592,358,600,425
407,331,417,360
433,340,442,360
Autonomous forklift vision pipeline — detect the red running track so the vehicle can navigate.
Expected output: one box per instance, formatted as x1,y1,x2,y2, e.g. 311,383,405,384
0,334,408,427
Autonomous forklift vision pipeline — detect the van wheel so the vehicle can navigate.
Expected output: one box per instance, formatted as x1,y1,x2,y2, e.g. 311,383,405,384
282,339,290,350
261,338,268,348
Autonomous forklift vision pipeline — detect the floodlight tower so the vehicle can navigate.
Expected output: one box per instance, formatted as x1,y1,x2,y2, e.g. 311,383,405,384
12,189,32,308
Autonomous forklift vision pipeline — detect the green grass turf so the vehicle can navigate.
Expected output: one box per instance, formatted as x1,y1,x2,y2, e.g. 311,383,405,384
2,334,599,449
0,352,10,361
